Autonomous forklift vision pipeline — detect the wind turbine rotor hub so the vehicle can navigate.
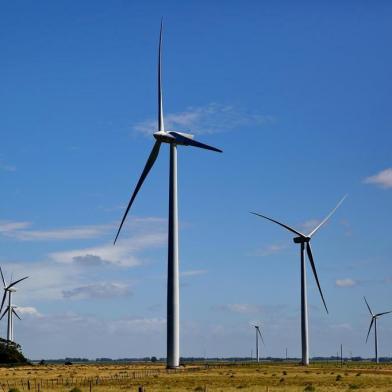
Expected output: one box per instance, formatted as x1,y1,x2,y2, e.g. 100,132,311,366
153,130,196,146
153,131,176,143
293,236,310,244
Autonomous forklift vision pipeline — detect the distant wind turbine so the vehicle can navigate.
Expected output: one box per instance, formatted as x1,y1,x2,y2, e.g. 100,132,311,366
0,267,28,342
364,296,392,363
113,22,222,368
254,325,264,362
251,196,346,365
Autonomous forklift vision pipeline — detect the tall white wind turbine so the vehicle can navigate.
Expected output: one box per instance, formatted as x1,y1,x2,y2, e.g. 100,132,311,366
114,22,222,369
251,196,346,365
0,303,21,342
364,296,392,363
254,325,264,362
0,267,28,342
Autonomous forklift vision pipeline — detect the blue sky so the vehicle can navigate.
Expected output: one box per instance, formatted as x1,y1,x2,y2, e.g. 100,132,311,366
0,1,392,359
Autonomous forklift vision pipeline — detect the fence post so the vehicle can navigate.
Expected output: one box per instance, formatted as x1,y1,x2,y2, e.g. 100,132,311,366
89,379,92,392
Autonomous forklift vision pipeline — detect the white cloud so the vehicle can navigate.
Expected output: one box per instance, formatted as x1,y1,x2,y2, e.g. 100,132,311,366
0,216,167,304
16,306,42,318
0,221,111,241
63,282,132,300
0,260,81,302
364,168,392,189
50,232,166,267
330,323,353,331
335,278,357,287
0,216,166,242
0,221,31,233
251,243,287,257
300,219,321,233
181,269,207,277
215,303,263,314
0,162,16,172
133,103,274,135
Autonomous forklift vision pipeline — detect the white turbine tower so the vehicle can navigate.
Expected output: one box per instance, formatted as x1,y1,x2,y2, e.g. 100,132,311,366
364,296,392,363
114,22,222,369
0,267,28,342
251,196,346,365
254,325,264,362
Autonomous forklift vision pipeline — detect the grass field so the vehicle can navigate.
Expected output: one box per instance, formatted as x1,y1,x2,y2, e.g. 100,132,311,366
0,362,391,392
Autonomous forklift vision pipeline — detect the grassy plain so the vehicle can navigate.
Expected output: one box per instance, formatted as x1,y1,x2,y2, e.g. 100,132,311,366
0,362,391,392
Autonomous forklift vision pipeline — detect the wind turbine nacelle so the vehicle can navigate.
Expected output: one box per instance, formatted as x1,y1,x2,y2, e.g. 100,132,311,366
154,131,176,143
154,131,195,145
293,236,310,244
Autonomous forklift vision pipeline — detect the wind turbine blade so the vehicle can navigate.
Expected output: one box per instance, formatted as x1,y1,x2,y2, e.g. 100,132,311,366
375,311,392,317
250,212,305,237
0,267,6,287
306,243,328,314
12,309,21,320
307,195,347,237
114,141,162,244
366,317,374,343
158,20,164,132
169,132,222,153
0,291,6,313
363,297,374,316
7,276,28,289
257,328,264,344
0,307,8,320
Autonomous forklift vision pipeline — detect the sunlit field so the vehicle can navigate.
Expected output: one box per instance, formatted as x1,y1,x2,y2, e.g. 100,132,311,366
0,362,391,391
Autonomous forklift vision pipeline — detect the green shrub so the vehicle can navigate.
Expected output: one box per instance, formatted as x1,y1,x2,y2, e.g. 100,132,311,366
304,385,316,392
9,388,20,392
349,384,360,390
336,374,343,381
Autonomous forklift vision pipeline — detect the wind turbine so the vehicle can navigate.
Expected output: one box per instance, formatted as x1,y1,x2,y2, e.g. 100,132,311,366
254,325,264,362
0,304,21,343
364,296,392,363
0,267,28,342
251,196,346,365
113,22,222,368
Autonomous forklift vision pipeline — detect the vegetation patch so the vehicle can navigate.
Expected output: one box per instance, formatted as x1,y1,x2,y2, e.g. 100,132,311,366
0,339,27,364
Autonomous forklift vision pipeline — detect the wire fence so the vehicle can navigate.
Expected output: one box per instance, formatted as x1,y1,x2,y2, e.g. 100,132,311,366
0,365,208,391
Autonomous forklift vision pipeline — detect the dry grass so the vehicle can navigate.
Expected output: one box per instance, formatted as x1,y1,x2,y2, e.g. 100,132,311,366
0,362,391,391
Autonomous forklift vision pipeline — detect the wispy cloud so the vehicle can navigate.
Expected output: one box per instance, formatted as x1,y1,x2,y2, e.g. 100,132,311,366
0,221,31,233
251,243,287,257
0,216,166,243
335,278,357,288
50,232,166,267
299,219,320,233
214,303,264,314
364,168,392,189
0,162,16,172
133,103,274,135
17,306,42,318
329,323,353,331
63,282,132,300
0,221,111,241
0,216,167,302
181,269,208,277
